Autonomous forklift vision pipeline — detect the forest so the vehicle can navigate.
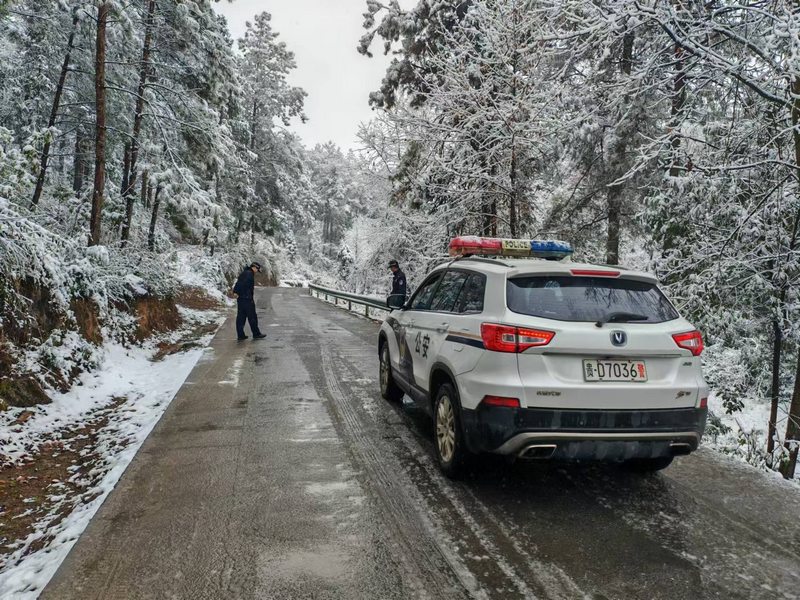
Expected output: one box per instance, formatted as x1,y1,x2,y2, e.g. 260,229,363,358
0,2,384,413
1,0,799,481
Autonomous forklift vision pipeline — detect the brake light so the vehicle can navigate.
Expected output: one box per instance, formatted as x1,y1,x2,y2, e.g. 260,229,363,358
481,323,555,353
699,397,708,408
481,323,518,352
673,330,704,356
481,395,520,408
517,327,555,351
570,269,620,277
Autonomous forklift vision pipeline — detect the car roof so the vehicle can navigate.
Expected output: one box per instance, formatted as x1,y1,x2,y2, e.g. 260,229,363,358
433,257,659,283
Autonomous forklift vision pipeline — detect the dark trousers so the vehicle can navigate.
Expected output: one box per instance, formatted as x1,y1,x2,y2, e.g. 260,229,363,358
236,298,262,338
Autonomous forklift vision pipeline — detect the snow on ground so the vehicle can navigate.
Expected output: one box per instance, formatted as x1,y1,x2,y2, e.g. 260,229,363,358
0,317,224,598
704,391,799,482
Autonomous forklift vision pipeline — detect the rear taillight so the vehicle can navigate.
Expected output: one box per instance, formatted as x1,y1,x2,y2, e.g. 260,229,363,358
673,330,704,356
517,327,555,351
481,395,520,408
699,397,708,408
480,323,554,353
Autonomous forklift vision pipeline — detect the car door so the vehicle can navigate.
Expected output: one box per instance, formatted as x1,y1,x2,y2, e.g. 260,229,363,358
412,270,469,392
393,272,444,390
445,271,488,377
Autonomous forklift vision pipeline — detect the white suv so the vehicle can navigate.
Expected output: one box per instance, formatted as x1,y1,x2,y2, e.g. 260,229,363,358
378,243,708,478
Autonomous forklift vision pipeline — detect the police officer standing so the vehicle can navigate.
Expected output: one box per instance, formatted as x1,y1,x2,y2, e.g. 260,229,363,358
233,262,267,341
389,259,407,307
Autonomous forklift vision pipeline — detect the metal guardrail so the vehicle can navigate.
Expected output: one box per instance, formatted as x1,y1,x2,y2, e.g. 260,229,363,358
308,283,389,320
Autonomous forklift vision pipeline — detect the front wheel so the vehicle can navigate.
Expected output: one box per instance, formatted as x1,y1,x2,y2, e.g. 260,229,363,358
379,342,404,402
433,383,469,479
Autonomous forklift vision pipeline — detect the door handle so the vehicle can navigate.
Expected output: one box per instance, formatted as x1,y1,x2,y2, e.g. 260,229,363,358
436,322,450,334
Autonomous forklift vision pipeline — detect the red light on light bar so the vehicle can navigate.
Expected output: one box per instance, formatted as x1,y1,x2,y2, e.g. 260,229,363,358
570,269,620,277
481,395,521,408
448,236,502,256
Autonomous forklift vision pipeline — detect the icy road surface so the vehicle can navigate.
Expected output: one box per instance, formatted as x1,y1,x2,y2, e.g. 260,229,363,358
43,288,800,599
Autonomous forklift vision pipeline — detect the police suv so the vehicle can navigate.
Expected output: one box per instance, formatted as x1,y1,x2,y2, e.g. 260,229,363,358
378,237,708,478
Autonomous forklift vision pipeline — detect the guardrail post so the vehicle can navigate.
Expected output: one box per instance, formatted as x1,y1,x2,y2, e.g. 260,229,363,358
348,300,352,311
365,306,369,319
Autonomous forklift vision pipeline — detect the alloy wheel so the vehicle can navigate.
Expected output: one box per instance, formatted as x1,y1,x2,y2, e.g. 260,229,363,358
436,395,456,463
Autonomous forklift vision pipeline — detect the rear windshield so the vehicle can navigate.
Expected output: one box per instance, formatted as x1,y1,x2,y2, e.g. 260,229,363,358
506,276,679,323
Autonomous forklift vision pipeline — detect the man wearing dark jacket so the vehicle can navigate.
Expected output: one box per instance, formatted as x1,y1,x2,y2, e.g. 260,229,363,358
233,262,266,341
388,259,407,307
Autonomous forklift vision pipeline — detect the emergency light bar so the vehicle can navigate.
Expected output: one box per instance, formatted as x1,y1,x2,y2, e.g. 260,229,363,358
448,236,573,260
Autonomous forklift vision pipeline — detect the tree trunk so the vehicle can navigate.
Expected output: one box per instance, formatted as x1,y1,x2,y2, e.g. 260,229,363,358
605,31,634,265
768,317,783,454
250,100,258,150
148,184,162,251
779,72,800,476
668,42,686,178
89,2,109,247
72,128,87,193
606,186,622,265
780,348,800,478
141,169,149,208
120,142,131,202
121,0,156,245
482,204,492,236
233,214,242,244
31,9,79,207
509,144,518,238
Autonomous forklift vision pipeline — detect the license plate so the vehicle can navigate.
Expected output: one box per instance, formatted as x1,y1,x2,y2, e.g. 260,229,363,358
583,359,647,382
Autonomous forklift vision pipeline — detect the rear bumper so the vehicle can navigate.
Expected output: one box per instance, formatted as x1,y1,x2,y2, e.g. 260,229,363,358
460,406,707,461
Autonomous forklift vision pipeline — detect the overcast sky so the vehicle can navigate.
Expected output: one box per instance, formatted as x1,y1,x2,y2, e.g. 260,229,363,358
214,0,402,150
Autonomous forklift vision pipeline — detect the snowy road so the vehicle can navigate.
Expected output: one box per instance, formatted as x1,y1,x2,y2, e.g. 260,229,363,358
42,288,800,599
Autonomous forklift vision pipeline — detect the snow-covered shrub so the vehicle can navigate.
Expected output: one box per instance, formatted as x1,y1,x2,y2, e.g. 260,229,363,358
0,199,218,401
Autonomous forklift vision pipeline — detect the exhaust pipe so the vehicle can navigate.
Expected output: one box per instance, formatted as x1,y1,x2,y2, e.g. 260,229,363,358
669,442,692,456
518,444,557,460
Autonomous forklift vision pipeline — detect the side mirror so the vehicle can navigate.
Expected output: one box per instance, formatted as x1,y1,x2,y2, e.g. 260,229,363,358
386,294,406,310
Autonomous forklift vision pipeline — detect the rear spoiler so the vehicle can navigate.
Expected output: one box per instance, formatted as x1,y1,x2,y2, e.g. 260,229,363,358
507,268,659,285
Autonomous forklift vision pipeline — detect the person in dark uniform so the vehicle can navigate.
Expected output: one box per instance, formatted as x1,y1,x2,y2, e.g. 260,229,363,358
388,259,407,308
233,262,266,341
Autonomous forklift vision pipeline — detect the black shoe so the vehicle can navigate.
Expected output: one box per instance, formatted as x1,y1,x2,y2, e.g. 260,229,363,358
237,336,248,341
253,333,267,339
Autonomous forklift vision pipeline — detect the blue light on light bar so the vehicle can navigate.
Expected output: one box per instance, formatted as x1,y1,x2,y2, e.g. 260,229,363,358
530,240,573,259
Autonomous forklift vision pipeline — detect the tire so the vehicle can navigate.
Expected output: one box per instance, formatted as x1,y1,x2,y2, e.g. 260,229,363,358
624,456,674,473
379,342,404,402
433,383,469,479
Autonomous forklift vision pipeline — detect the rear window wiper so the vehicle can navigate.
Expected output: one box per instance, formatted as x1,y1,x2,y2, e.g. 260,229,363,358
595,312,649,328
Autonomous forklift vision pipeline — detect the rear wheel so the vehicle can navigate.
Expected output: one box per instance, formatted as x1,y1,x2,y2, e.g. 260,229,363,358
379,342,403,402
624,456,674,472
433,383,469,479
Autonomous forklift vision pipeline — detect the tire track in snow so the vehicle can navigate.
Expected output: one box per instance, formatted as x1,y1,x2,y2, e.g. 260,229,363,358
316,342,478,599
326,341,586,600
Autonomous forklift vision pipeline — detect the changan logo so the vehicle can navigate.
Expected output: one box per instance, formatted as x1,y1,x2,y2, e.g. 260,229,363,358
611,331,627,346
